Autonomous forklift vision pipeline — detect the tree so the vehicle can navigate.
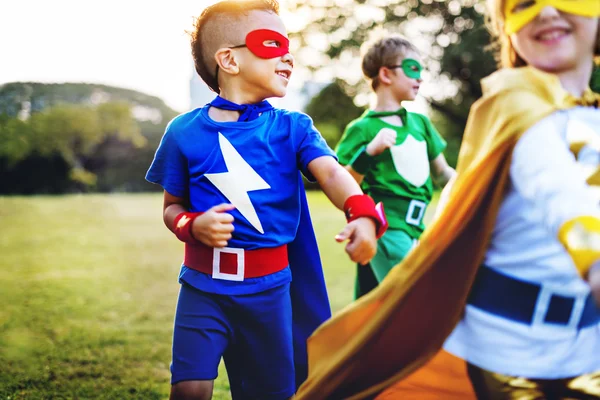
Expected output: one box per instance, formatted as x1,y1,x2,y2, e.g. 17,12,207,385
288,0,497,158
0,115,31,165
304,79,365,148
0,82,180,194
0,102,145,192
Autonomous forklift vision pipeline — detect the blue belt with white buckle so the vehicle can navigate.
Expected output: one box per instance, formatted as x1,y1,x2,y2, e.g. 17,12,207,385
468,265,600,329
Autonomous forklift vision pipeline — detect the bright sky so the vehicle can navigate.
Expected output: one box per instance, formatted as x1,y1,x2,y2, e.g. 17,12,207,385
2,0,438,113
1,0,231,112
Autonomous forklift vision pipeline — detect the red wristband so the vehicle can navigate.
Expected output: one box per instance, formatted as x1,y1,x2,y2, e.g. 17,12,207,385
173,212,203,243
343,194,389,238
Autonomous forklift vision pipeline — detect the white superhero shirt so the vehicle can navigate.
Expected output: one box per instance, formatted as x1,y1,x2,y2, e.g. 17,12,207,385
444,106,600,378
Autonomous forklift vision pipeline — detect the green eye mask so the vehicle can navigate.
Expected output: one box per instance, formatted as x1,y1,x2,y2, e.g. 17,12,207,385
385,58,423,79
401,59,422,79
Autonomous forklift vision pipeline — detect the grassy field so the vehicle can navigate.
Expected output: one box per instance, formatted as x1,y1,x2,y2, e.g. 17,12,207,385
0,192,436,399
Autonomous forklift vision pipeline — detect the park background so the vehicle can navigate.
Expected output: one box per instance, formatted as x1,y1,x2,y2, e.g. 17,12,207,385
1,0,598,399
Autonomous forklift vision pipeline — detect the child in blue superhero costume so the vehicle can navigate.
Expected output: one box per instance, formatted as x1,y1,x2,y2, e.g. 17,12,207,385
146,1,387,399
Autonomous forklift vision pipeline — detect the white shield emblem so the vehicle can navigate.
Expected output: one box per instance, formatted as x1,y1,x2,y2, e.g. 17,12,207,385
390,134,430,187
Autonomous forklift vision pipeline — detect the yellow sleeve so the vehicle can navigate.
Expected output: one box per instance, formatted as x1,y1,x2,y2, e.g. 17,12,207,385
558,215,600,278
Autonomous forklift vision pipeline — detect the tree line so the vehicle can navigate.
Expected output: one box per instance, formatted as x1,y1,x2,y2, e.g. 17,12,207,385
0,83,177,194
2,0,599,194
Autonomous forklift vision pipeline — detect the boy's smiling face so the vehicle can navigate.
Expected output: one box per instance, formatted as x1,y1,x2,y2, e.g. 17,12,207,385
218,10,294,102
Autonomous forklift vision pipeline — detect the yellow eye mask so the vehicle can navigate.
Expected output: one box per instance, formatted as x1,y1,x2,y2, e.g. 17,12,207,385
504,0,600,34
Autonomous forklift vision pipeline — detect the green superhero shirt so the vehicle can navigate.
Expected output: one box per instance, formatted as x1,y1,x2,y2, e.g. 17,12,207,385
336,108,447,236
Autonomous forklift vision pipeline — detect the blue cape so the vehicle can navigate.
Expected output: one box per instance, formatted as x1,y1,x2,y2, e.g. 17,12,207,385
289,179,332,388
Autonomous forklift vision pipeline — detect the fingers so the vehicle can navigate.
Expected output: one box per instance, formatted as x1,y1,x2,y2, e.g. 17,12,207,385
209,203,236,213
383,137,396,149
336,221,377,265
210,203,236,212
200,229,233,248
383,131,397,146
207,203,235,224
376,130,397,151
207,217,235,235
346,234,376,265
335,224,355,243
192,204,236,247
345,240,373,265
212,234,233,248
381,130,396,139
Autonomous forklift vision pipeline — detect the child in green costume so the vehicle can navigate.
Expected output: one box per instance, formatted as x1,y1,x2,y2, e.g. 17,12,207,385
336,34,456,299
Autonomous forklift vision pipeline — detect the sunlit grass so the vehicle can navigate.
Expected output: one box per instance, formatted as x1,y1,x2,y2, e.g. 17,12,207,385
0,192,437,399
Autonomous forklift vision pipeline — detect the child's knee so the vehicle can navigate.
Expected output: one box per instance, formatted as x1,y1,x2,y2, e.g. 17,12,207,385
170,380,214,400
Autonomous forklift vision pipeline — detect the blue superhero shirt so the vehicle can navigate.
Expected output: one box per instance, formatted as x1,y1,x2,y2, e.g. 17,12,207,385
146,105,335,295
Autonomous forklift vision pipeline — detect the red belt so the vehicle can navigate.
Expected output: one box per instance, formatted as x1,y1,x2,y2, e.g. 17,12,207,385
184,242,288,281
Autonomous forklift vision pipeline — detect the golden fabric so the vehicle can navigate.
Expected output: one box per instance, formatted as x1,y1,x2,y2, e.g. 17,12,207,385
375,350,476,400
467,364,600,400
295,67,600,400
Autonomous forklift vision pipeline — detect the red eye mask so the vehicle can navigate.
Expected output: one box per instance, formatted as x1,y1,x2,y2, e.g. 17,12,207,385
242,29,290,59
213,29,291,86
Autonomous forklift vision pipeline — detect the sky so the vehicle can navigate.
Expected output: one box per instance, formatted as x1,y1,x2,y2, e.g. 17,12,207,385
1,0,435,113
1,0,228,112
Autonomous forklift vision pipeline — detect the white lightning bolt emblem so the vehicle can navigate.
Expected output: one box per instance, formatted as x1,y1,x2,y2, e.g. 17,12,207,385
205,133,271,234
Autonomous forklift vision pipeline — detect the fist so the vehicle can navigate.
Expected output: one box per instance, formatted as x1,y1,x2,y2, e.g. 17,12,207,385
191,203,235,248
335,217,377,265
366,128,397,156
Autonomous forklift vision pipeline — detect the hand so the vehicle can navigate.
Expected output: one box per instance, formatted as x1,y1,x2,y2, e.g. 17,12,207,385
191,203,235,248
366,128,397,156
589,263,600,307
335,217,377,265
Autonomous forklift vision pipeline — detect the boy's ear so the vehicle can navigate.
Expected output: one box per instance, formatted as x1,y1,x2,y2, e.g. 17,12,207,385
378,67,393,85
215,48,240,76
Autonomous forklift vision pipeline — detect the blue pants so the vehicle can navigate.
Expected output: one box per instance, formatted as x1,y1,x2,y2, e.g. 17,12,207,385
171,282,295,400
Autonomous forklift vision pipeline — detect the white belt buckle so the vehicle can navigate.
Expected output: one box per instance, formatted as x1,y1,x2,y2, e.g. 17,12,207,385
532,285,587,329
406,199,426,226
212,247,245,281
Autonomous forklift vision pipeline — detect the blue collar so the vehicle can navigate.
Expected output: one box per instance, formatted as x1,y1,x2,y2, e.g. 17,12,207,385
209,96,274,122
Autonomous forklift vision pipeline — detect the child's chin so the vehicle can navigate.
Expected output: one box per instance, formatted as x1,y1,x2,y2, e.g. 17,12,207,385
270,89,287,98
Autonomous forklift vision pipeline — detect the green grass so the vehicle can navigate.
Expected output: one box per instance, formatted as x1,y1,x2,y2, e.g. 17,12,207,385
0,192,437,399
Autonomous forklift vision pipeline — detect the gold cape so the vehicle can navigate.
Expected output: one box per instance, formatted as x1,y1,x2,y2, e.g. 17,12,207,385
296,67,597,400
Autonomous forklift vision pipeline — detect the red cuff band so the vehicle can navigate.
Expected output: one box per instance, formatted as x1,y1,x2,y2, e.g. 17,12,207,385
343,194,389,238
173,212,203,243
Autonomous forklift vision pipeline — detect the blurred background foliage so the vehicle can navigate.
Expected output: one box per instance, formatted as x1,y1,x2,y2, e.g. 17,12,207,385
1,0,599,194
290,0,497,168
291,0,599,168
305,78,365,149
0,83,177,194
